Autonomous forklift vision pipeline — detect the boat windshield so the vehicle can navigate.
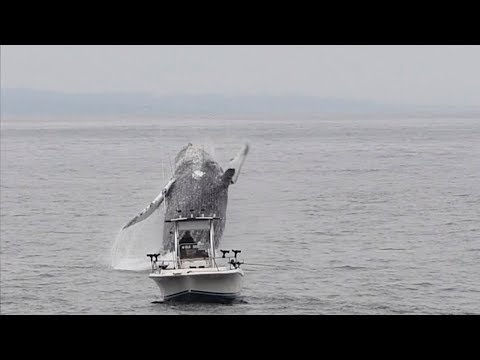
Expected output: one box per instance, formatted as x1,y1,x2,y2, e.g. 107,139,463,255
179,242,209,260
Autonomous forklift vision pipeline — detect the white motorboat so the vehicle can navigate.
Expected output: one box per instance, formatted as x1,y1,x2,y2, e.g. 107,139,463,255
147,215,244,303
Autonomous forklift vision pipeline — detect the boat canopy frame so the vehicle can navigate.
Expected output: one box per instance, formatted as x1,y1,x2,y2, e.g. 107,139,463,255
165,216,221,269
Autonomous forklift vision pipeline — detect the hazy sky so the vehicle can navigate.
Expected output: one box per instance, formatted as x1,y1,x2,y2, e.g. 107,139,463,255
1,45,479,106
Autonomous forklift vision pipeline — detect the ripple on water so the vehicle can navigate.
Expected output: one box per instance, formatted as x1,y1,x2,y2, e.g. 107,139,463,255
2,116,480,314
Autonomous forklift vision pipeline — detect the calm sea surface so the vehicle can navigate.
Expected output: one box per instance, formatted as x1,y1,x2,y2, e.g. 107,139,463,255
1,114,479,314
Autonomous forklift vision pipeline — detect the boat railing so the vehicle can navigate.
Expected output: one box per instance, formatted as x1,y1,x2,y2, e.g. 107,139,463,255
147,249,244,273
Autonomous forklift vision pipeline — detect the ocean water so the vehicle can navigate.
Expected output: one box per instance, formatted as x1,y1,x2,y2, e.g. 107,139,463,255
1,114,479,314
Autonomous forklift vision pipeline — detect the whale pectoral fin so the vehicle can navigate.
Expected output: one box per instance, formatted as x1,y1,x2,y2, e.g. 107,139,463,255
122,178,175,230
221,168,236,184
222,143,249,184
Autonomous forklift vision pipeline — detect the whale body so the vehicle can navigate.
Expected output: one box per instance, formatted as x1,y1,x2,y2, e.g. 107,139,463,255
122,143,249,253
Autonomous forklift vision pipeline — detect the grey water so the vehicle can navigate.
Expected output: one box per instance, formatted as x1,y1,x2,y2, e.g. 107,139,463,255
1,114,479,314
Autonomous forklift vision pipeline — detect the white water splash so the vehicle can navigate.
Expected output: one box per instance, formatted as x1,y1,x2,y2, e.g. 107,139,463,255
110,212,165,271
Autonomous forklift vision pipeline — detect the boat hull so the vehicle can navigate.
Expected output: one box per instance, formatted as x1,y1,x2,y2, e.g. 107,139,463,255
150,268,244,303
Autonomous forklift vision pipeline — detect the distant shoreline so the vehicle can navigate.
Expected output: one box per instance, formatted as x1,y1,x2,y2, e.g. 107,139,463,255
2,111,479,125
2,88,479,119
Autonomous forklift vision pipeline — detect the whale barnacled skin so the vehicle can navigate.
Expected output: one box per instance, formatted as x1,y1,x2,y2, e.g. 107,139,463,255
122,142,248,253
162,144,230,252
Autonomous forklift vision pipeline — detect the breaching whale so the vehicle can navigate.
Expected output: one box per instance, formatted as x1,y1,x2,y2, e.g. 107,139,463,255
122,143,249,253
